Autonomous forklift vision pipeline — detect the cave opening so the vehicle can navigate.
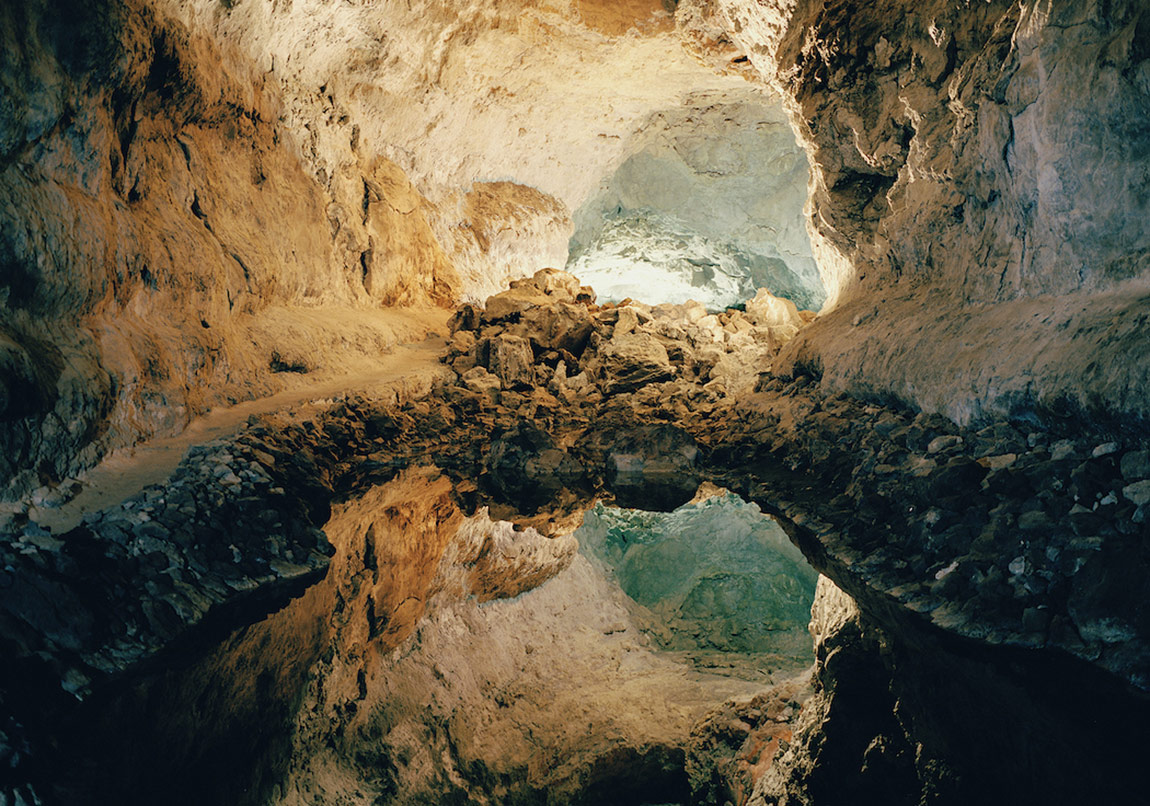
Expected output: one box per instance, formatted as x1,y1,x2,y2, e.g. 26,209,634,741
565,90,825,313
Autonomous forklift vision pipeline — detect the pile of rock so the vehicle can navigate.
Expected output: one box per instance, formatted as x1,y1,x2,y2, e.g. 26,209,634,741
444,267,813,407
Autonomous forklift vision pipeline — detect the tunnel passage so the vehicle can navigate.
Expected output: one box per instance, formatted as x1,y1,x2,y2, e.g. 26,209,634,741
566,90,825,312
3,270,1150,806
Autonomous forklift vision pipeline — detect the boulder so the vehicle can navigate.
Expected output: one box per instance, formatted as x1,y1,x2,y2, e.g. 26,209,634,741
595,332,674,394
521,301,594,357
743,288,803,343
487,335,535,389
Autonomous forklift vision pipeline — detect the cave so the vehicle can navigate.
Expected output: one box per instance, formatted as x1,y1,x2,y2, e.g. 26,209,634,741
2,1,1149,805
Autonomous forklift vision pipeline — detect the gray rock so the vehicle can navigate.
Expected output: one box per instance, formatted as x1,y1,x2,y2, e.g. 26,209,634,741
1121,479,1150,507
1119,450,1150,481
1050,440,1078,462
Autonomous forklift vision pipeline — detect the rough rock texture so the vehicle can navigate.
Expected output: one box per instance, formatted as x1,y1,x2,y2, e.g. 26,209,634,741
3,269,1150,804
5,1,1150,804
144,0,758,307
568,88,823,310
0,0,796,502
682,0,1150,424
747,578,918,806
687,674,811,806
0,0,456,500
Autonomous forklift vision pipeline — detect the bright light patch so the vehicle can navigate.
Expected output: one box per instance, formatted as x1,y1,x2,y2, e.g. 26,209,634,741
567,210,807,311
567,92,825,312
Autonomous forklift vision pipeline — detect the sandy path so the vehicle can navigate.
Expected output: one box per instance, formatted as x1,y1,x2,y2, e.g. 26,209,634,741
30,334,450,535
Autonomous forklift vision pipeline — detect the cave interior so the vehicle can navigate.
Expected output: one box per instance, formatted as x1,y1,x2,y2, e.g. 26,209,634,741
1,1,1149,805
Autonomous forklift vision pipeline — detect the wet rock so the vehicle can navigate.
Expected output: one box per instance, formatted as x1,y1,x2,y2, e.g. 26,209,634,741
926,435,963,455
926,457,987,499
1050,440,1078,462
1092,442,1120,459
601,424,699,510
1120,450,1150,482
485,424,587,514
1122,480,1150,507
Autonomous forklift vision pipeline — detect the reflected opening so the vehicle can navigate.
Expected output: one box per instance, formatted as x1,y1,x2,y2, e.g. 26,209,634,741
577,490,819,683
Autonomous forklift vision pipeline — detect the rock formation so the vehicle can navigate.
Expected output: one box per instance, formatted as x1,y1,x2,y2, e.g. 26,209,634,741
3,0,1150,805
681,0,1150,424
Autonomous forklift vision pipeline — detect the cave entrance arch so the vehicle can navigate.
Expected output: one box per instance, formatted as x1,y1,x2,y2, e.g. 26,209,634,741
566,88,825,312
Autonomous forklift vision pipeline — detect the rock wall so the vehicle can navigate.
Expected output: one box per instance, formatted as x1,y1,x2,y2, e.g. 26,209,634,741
0,0,459,499
683,0,1150,424
5,0,1150,803
4,269,1148,803
568,88,824,311
0,0,780,500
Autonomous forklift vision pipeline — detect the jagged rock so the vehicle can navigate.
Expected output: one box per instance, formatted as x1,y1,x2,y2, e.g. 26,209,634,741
594,331,675,394
1,2,1148,806
706,345,775,395
460,366,501,395
1122,480,1150,507
448,303,484,334
521,302,594,357
686,677,811,806
483,269,593,322
749,578,919,805
484,285,554,321
487,334,535,389
744,288,804,344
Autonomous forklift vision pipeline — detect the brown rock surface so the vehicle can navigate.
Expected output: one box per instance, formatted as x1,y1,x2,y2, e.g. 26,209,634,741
4,1,1150,804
